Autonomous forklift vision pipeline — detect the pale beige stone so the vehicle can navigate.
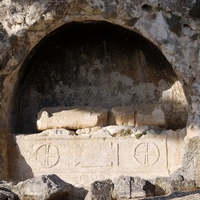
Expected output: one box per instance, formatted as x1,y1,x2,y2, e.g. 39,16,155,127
37,106,108,131
108,107,136,126
108,105,165,128
76,126,102,135
0,0,198,189
135,105,166,127
12,129,185,187
195,156,200,188
41,128,76,137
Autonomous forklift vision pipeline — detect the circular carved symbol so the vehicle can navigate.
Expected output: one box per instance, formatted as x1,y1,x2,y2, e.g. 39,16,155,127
134,142,160,166
36,144,60,168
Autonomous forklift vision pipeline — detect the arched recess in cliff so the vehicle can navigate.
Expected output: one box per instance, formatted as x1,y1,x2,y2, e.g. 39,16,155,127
10,21,188,133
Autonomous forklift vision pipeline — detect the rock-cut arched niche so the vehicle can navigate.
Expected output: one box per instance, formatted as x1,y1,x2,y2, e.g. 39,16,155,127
11,21,188,133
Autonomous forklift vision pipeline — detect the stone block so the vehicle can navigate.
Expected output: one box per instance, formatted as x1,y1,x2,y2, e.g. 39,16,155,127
135,105,165,127
131,177,154,198
113,176,154,199
37,106,108,131
108,107,136,126
11,129,184,188
154,176,196,196
113,176,131,199
87,179,113,200
0,175,72,200
108,105,166,128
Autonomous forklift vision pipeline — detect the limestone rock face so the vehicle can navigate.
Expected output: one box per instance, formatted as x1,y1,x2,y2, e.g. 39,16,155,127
0,0,199,193
37,106,108,131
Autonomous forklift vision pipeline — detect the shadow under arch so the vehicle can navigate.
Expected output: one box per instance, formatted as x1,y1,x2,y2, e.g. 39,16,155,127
10,20,188,133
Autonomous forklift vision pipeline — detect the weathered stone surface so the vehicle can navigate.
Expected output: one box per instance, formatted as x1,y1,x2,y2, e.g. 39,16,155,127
91,125,135,137
37,105,166,132
0,123,9,180
76,126,102,135
108,107,136,126
156,190,200,200
178,136,200,187
113,176,131,199
0,188,19,200
37,106,108,130
0,177,88,200
131,177,155,198
10,129,185,188
108,105,166,127
113,176,155,199
85,179,113,200
154,176,196,196
0,0,199,194
13,174,72,200
0,0,197,134
135,105,166,127
41,128,77,137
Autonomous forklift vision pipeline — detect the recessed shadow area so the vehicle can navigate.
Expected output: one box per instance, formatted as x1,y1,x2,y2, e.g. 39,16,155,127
142,189,200,200
11,21,187,133
8,135,34,181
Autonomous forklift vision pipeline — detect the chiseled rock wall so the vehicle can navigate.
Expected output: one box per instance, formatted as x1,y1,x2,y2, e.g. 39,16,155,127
0,0,199,185
0,0,199,132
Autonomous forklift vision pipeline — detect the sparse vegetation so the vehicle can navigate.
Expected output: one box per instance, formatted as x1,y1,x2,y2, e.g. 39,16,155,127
135,131,147,139
112,129,132,137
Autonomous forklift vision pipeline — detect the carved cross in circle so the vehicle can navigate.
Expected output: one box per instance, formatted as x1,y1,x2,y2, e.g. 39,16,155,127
134,142,160,166
36,143,60,168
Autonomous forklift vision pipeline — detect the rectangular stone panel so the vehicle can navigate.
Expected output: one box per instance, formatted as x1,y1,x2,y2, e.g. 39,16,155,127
12,130,184,187
117,134,168,176
73,140,116,167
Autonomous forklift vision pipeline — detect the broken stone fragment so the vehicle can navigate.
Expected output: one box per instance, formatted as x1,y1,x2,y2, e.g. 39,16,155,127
0,175,72,200
37,106,108,131
15,175,72,200
96,125,135,137
112,176,155,199
108,107,136,126
112,176,132,199
40,128,77,136
76,126,102,135
85,179,114,200
154,176,196,196
135,105,166,127
108,105,166,128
